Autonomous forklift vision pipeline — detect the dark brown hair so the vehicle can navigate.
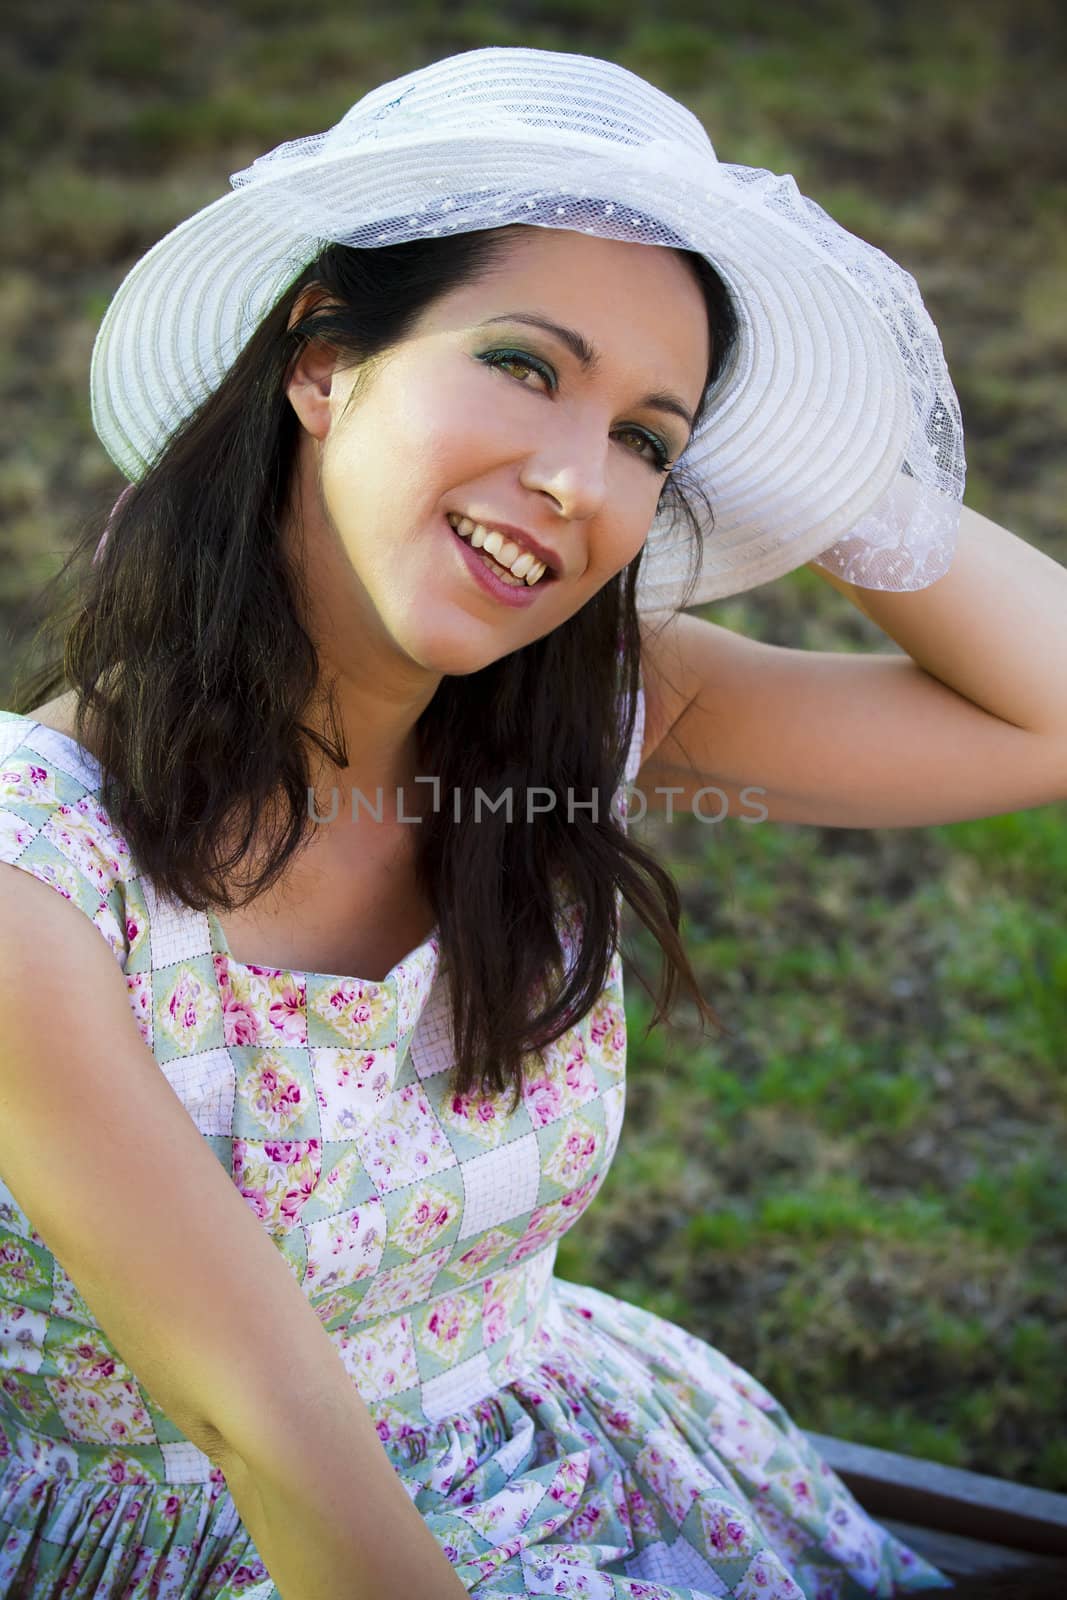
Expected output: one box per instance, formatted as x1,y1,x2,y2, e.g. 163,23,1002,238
11,213,740,1111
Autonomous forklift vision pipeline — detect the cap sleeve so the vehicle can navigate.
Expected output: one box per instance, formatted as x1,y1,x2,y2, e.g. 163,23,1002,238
0,714,135,972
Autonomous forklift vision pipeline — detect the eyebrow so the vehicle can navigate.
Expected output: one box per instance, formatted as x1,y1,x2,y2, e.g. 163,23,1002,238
480,312,696,435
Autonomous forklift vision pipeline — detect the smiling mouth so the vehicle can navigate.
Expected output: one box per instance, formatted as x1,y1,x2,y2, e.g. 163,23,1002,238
445,513,555,586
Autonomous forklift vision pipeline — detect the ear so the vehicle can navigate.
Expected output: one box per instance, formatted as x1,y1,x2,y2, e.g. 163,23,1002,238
285,286,346,442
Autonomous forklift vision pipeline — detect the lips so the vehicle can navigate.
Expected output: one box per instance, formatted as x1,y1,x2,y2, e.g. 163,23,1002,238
445,515,551,607
446,512,560,580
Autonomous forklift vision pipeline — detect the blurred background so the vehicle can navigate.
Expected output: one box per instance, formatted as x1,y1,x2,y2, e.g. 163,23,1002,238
2,0,1065,1489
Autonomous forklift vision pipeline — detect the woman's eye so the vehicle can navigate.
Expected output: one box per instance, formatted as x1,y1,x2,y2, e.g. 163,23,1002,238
479,349,672,472
614,426,672,472
481,349,551,387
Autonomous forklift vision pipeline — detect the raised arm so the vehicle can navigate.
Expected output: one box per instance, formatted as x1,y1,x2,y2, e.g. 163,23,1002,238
636,505,1067,828
0,866,467,1600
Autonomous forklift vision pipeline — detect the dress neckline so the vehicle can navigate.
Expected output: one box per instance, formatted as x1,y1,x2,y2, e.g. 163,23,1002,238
8,712,442,988
207,907,441,990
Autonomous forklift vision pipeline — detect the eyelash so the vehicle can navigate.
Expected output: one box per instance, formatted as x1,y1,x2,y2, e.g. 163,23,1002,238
478,348,675,474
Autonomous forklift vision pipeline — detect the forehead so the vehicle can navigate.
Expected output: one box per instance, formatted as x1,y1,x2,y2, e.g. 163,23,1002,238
424,224,710,388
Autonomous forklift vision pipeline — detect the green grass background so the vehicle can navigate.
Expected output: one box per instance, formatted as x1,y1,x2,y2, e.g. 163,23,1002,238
2,0,1065,1491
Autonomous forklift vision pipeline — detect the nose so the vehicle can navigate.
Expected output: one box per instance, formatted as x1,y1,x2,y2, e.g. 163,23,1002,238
517,415,612,525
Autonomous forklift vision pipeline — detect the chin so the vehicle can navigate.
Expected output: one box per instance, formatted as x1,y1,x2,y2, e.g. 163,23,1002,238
393,623,522,678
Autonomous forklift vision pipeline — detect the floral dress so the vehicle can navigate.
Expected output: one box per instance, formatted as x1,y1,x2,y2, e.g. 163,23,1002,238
0,700,953,1599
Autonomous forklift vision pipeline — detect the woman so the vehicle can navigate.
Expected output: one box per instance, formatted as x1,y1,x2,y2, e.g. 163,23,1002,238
1,45,1065,1600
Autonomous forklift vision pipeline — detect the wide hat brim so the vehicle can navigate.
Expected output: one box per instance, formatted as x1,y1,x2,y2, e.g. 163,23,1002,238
90,125,914,610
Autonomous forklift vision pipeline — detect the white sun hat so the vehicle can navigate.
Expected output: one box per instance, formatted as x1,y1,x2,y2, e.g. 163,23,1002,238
89,44,965,612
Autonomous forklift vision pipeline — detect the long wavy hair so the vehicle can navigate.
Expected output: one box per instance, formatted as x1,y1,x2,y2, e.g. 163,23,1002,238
11,215,741,1111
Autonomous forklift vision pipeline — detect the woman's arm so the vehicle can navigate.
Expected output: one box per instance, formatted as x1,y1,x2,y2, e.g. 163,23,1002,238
0,868,466,1600
635,504,1067,828
807,502,1067,738
215,1415,469,1600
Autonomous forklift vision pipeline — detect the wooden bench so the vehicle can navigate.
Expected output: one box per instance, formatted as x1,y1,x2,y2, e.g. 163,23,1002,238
804,1431,1067,1579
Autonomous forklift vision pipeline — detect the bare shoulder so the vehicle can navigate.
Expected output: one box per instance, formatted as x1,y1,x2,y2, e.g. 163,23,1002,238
21,690,108,765
22,689,81,741
0,864,359,1471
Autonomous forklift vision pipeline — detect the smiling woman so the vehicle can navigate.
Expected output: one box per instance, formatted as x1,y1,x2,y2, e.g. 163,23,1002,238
276,224,714,686
52,219,733,1048
0,39,1021,1600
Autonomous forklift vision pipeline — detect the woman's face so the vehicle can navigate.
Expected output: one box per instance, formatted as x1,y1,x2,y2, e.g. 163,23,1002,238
285,225,710,680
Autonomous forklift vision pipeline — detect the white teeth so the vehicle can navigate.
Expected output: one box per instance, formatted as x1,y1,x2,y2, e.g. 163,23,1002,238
447,514,550,586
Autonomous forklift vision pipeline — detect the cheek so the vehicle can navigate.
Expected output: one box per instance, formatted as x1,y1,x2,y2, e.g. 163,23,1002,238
364,383,510,508
595,516,653,582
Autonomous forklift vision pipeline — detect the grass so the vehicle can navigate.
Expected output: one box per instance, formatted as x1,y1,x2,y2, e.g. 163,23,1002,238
557,786,1067,1487
4,0,1066,1493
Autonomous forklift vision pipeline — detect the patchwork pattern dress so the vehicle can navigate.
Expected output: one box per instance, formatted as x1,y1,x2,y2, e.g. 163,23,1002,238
0,700,953,1598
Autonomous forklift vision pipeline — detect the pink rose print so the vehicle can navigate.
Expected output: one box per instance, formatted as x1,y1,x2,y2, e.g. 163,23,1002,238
564,1040,588,1086
452,1232,507,1276
268,984,307,1041
166,973,202,1034
507,1223,554,1267
427,1307,462,1345
222,995,259,1045
626,1487,660,1539
264,1138,318,1166
483,1299,508,1344
705,1506,751,1553
566,1128,596,1166
323,981,376,1021
524,1076,563,1127
561,1174,601,1213
236,1185,270,1222
505,1175,602,1265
